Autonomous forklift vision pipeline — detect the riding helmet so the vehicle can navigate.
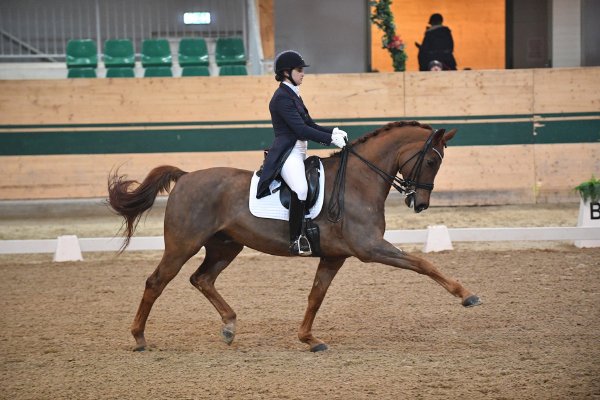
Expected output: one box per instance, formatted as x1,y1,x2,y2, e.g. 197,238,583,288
274,50,309,73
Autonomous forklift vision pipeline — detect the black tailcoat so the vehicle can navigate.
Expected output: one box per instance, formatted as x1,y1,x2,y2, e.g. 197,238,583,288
256,83,333,198
417,25,457,71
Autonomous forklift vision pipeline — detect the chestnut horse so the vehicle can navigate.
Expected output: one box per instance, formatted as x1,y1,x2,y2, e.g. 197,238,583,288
107,121,481,352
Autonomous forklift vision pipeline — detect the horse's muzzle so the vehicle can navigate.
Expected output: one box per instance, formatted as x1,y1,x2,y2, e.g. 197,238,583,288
405,193,429,213
414,203,429,213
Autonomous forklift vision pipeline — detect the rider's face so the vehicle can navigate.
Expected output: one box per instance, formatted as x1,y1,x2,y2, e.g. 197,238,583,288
290,67,304,85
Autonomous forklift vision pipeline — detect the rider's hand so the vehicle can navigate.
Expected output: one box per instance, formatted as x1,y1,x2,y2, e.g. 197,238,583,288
333,127,348,141
331,131,346,148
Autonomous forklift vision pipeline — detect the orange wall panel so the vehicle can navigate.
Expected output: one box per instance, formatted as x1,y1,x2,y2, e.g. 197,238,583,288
372,0,505,72
258,0,275,59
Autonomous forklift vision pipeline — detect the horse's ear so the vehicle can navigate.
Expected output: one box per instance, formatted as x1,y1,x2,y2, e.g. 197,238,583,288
432,128,457,148
443,128,457,144
432,128,446,146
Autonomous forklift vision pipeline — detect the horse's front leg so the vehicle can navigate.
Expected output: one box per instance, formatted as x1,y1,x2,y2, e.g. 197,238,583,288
356,239,482,307
298,257,346,352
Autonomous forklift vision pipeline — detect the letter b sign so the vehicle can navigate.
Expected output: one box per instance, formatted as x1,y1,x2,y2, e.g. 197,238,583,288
576,199,600,248
591,202,600,220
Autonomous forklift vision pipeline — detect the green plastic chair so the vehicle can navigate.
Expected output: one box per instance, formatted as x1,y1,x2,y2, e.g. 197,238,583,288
182,66,210,77
106,67,135,78
144,66,173,77
67,68,96,78
215,37,246,66
219,65,248,76
178,38,209,67
141,39,172,67
66,39,98,68
104,39,135,68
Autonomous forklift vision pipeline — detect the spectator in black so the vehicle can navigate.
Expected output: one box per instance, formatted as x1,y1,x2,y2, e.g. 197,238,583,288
415,13,457,71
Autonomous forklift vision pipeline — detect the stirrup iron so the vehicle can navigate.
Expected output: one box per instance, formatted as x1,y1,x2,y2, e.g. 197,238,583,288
291,235,312,256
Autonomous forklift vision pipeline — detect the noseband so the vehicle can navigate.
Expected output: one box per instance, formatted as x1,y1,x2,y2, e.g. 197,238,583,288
327,129,443,222
396,130,443,195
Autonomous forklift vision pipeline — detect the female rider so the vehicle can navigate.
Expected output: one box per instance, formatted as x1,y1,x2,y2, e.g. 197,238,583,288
256,50,348,256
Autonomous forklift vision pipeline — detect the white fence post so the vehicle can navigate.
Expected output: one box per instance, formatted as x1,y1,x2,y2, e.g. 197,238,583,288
575,199,600,248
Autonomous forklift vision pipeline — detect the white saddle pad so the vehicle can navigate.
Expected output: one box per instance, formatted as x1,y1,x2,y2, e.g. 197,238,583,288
249,161,325,221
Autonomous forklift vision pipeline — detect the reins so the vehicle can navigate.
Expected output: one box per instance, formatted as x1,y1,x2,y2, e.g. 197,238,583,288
327,129,441,223
326,141,350,223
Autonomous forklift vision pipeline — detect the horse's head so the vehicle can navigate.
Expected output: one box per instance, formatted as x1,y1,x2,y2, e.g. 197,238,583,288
400,128,457,213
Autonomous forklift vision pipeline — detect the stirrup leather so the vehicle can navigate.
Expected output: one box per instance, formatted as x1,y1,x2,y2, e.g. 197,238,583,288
290,235,312,256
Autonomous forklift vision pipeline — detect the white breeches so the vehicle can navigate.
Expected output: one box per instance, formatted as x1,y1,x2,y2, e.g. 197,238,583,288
281,140,308,200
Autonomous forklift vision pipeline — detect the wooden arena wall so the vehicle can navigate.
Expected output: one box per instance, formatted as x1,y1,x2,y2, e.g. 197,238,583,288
0,67,599,205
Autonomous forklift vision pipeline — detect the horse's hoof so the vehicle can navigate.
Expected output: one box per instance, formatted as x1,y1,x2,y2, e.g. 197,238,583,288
310,343,329,352
462,295,482,307
133,344,146,352
221,326,235,345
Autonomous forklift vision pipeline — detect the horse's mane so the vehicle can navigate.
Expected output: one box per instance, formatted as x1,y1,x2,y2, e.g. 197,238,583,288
330,120,432,157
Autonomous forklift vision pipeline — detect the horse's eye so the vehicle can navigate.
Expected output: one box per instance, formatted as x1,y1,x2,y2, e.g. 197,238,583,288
427,159,436,167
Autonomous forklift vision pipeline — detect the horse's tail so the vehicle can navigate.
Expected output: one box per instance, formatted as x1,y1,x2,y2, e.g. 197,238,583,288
107,165,188,251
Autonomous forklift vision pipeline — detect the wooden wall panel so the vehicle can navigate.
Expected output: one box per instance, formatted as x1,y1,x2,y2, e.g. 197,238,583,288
1,144,595,204
2,69,598,126
0,77,274,125
0,73,405,125
533,68,600,113
534,143,600,202
1,153,258,200
433,145,536,204
0,150,333,200
415,143,600,205
301,73,404,119
10,143,596,205
405,69,533,117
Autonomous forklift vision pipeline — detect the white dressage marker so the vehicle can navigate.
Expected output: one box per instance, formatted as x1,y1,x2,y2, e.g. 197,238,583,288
53,235,83,262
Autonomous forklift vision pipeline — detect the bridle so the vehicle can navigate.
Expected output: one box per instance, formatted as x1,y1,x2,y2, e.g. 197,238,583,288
327,129,444,223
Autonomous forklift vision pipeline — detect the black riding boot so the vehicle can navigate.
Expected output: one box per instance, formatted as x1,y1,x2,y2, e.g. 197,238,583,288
289,193,312,256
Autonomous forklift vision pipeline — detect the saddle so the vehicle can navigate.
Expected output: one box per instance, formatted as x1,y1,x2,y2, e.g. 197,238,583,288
257,154,321,210
278,155,321,210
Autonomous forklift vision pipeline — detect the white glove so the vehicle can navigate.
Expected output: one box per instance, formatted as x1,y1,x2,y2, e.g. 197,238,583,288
333,127,348,140
331,131,346,148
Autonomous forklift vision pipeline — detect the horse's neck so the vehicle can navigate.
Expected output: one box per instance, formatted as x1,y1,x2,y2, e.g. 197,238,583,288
347,133,417,203
359,143,400,199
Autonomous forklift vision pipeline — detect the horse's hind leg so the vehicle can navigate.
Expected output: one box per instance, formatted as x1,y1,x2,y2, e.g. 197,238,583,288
189,237,244,346
298,257,346,352
131,240,201,351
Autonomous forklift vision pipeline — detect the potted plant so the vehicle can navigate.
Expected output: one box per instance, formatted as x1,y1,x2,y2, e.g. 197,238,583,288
370,0,407,72
574,175,600,203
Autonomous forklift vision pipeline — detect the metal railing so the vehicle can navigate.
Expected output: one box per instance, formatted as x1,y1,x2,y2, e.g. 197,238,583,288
0,0,247,62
